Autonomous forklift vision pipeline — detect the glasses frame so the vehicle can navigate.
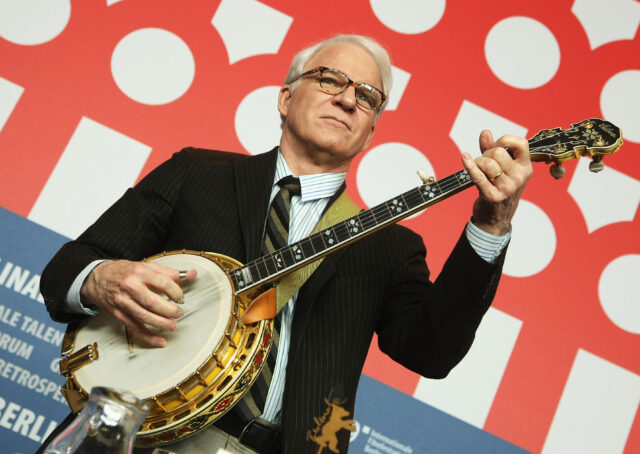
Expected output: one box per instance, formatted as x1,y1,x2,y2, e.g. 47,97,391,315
293,66,386,111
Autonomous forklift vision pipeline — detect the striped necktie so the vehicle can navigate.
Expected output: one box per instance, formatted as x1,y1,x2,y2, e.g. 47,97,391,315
237,176,301,418
262,176,301,255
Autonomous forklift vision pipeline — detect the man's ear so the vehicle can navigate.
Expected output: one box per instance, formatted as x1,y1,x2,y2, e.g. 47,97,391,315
278,85,292,118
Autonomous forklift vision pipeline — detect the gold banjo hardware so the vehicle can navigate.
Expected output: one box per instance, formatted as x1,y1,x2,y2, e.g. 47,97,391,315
57,119,623,447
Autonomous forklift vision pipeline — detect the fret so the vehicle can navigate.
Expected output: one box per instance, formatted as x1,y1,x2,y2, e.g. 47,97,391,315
371,203,392,224
299,238,315,258
334,221,351,242
263,253,279,275
310,232,326,253
404,188,423,210
255,258,268,280
250,264,262,283
433,178,448,194
368,205,381,225
399,189,416,211
358,210,377,230
280,247,296,269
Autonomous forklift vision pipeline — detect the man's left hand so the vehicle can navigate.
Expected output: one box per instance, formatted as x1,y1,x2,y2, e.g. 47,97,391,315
462,130,533,235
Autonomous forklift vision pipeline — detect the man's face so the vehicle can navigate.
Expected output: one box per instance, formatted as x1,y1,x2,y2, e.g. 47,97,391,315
278,43,381,173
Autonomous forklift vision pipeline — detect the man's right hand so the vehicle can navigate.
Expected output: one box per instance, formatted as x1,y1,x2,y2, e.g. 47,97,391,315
80,260,197,347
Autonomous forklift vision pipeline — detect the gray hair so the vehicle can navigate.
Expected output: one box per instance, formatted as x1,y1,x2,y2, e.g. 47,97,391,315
283,34,393,118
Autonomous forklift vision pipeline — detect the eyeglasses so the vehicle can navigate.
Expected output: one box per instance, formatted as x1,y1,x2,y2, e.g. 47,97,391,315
293,66,386,111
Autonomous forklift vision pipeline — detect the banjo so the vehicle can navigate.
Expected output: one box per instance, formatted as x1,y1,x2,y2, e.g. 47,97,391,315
58,119,622,447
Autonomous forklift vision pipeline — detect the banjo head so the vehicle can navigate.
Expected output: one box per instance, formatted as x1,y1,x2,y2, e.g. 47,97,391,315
60,251,272,447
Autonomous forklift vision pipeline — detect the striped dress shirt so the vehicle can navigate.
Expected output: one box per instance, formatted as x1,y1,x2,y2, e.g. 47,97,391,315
260,152,347,423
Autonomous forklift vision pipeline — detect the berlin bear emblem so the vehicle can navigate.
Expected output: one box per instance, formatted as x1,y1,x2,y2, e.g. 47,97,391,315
306,397,356,453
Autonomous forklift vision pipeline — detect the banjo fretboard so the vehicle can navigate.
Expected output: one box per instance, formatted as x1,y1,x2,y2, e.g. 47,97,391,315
230,169,473,292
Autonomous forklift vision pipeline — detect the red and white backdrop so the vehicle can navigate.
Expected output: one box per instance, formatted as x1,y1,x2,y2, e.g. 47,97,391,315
0,0,639,453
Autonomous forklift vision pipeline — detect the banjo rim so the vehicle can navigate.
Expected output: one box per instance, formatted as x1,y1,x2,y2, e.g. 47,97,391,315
59,250,273,447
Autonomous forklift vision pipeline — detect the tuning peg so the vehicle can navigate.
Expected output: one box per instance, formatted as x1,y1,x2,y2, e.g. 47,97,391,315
550,164,566,179
417,170,434,184
589,161,604,173
588,155,604,173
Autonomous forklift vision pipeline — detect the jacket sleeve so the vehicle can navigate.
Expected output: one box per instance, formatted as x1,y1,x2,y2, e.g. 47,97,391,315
376,228,505,378
40,149,191,323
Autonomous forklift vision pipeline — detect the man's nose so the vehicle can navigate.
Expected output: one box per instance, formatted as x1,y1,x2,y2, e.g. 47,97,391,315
333,85,357,109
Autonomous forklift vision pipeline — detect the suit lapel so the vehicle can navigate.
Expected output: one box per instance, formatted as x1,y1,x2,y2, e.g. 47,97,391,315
234,147,279,261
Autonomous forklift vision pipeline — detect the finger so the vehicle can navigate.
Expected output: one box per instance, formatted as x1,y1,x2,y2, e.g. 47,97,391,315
462,153,500,196
494,134,531,165
114,286,179,329
109,297,171,348
145,262,198,283
118,312,168,348
174,268,198,285
145,263,198,297
483,138,533,189
136,264,186,305
479,147,516,177
479,129,495,154
474,154,506,183
119,272,184,321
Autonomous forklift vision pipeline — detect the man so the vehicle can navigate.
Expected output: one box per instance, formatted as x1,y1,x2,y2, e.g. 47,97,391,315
40,35,532,453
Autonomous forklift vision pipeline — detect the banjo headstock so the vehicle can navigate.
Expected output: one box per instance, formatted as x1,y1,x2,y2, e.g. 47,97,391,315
527,118,623,179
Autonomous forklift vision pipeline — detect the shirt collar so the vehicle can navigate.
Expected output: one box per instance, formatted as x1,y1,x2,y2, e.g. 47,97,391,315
274,150,346,202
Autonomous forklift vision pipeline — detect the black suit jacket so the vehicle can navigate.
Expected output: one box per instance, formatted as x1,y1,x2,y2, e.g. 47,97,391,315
41,147,505,453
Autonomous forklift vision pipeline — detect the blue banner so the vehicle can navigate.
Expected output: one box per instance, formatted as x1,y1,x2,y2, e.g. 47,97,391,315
350,375,531,454
0,208,70,454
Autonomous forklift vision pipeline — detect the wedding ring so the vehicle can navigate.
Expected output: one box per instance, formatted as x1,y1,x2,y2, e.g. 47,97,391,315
490,171,503,182
178,270,188,285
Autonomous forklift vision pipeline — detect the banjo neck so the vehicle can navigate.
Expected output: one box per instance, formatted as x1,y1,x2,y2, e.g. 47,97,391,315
229,118,622,294
231,168,472,293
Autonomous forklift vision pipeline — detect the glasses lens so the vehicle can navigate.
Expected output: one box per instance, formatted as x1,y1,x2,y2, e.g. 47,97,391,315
318,69,348,94
355,85,382,110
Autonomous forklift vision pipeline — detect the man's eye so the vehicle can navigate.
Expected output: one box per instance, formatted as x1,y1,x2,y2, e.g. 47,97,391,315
321,77,339,86
357,90,375,105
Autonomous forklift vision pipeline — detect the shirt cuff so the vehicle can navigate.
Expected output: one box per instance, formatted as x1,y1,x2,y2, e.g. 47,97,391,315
465,220,511,264
65,259,106,315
